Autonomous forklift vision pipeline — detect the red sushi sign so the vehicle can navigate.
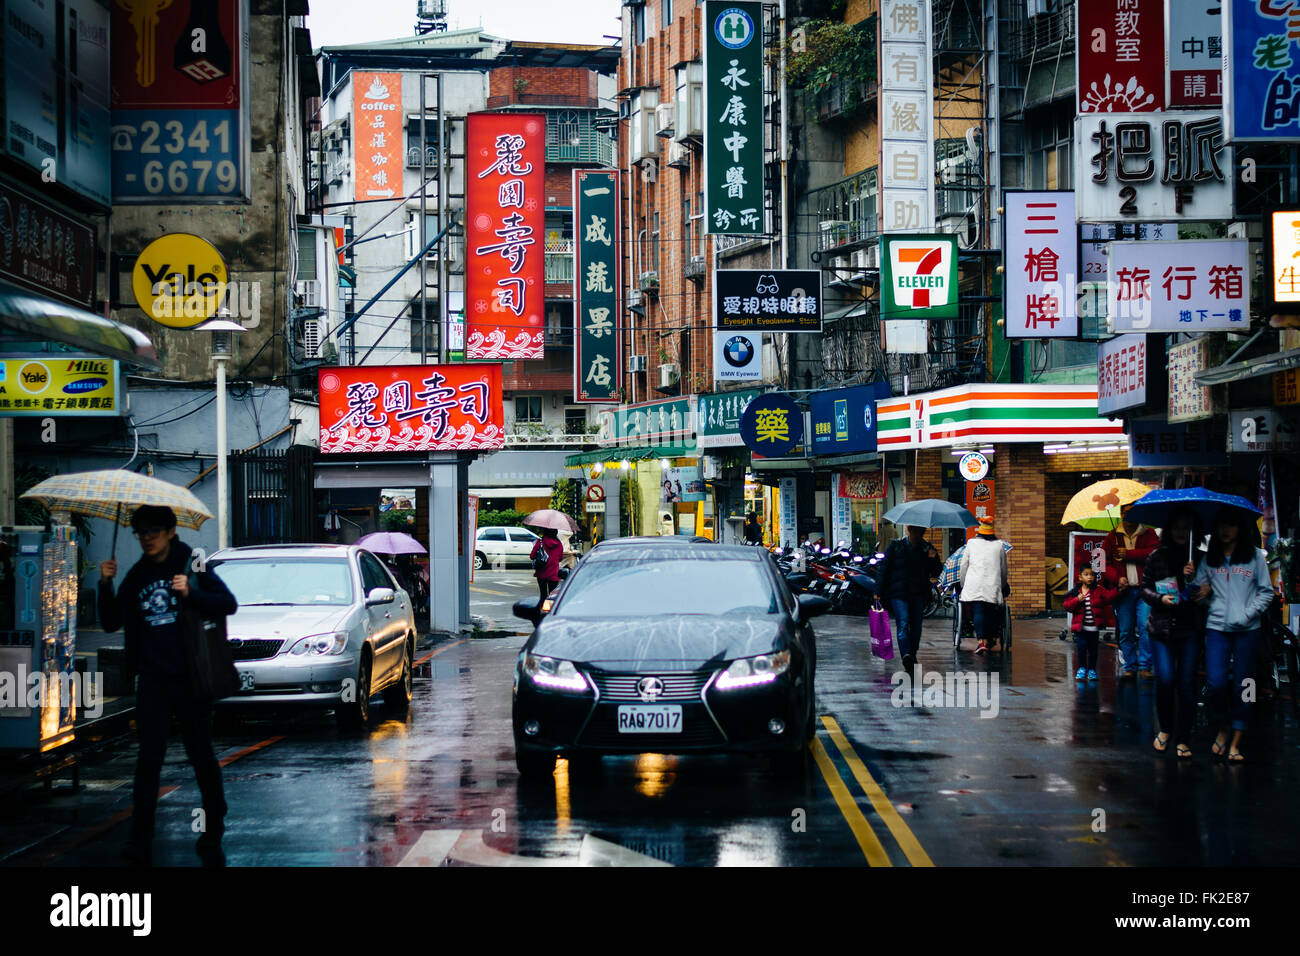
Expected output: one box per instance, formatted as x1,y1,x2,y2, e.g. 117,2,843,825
465,111,545,359
318,365,504,453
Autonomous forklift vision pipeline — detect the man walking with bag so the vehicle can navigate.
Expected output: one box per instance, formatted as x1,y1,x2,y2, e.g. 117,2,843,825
98,505,238,866
879,525,942,673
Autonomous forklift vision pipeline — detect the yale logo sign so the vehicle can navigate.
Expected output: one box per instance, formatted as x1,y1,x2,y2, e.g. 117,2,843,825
132,233,228,329
880,234,959,320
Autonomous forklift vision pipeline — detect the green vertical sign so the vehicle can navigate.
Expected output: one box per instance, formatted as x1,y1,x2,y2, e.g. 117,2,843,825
704,1,765,235
573,169,621,402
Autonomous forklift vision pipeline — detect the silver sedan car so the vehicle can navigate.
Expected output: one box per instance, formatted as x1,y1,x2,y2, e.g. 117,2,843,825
206,544,418,726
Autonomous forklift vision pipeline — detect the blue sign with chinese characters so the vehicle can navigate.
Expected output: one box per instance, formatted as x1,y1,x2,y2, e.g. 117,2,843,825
739,392,803,458
809,385,879,456
1226,0,1300,141
1128,418,1229,469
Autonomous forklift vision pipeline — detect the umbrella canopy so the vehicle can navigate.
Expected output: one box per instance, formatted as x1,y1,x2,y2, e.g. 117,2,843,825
1060,478,1152,530
523,508,579,534
1124,488,1261,530
939,540,1014,591
356,531,427,555
882,498,977,529
21,470,213,529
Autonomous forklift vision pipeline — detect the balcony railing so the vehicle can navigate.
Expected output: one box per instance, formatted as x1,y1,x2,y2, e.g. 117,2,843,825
812,78,878,124
545,240,575,284
546,127,616,166
1007,6,1076,61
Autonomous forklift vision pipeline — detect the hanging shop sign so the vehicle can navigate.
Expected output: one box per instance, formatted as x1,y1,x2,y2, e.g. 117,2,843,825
876,384,1125,450
1107,239,1249,332
352,73,404,202
573,169,621,403
1276,369,1300,406
809,386,878,456
831,476,854,547
739,391,804,458
1265,209,1300,314
958,451,989,482
1166,0,1222,108
880,0,935,232
1128,417,1230,468
697,388,762,448
879,234,958,320
110,0,247,202
0,357,123,417
131,233,228,328
317,364,504,454
1231,407,1300,454
1003,191,1079,339
838,471,885,500
595,397,696,447
1080,221,1175,283
964,476,995,540
1077,0,1166,113
465,111,545,359
0,181,97,311
1224,0,1300,141
1075,112,1232,221
1167,337,1221,423
713,331,762,382
703,0,764,236
714,270,822,331
1097,333,1148,415
778,476,798,546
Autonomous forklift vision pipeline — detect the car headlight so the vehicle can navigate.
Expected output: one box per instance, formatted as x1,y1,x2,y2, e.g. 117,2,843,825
521,654,589,692
287,631,350,656
716,650,792,690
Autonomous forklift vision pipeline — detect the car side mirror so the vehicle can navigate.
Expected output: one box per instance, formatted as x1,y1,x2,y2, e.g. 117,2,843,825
366,587,395,607
797,594,832,618
558,566,571,580
513,597,543,626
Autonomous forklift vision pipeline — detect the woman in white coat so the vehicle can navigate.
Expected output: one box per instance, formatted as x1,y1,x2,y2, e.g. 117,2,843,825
959,517,1010,654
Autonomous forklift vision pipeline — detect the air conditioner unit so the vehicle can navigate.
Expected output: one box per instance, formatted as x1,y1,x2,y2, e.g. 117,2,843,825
655,102,675,138
939,154,967,185
854,246,877,269
302,317,325,358
666,140,690,168
627,354,647,373
658,363,679,389
627,288,644,307
641,158,658,182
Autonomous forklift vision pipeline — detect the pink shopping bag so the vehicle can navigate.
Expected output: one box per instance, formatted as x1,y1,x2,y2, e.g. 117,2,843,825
868,601,895,660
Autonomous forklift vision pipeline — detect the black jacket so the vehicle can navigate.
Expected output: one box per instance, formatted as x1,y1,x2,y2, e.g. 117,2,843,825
1139,546,1206,641
879,537,942,602
98,539,239,699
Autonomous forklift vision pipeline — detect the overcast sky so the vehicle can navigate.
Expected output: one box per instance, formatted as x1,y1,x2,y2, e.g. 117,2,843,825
307,0,622,48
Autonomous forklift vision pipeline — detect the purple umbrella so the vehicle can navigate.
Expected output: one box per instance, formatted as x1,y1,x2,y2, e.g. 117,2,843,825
356,531,427,555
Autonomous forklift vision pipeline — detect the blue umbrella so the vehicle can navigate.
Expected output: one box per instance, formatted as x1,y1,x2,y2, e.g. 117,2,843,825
1124,488,1260,529
882,498,977,529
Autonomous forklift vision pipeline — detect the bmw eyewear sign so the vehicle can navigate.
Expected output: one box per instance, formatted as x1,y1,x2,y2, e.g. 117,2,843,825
714,270,822,332
810,386,878,456
879,234,959,320
714,330,761,382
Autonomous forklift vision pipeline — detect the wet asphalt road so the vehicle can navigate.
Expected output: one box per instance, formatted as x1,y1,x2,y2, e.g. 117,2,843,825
4,569,1300,867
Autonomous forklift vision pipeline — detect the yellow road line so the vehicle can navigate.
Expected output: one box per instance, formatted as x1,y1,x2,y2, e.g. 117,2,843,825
821,715,934,867
470,586,510,596
415,638,468,667
809,736,892,867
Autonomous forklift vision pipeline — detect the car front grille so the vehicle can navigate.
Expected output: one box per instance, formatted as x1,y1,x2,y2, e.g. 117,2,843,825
227,639,283,662
589,671,713,702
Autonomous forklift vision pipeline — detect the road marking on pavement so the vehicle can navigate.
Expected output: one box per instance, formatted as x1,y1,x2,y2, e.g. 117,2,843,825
415,638,467,667
810,737,892,866
820,716,934,867
470,586,510,596
397,829,463,867
578,834,673,867
219,735,285,768
396,829,673,867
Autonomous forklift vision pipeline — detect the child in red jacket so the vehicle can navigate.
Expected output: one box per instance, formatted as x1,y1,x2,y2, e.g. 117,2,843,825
1063,566,1117,682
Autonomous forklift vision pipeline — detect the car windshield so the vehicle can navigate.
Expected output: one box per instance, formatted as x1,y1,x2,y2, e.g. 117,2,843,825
555,555,776,617
208,557,355,606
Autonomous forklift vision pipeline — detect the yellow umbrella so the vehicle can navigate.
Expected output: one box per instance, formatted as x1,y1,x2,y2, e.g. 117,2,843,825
1060,478,1152,531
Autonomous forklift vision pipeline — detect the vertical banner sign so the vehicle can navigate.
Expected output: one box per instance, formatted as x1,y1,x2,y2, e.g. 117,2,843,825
1225,0,1300,141
110,0,247,202
1266,209,1300,313
465,112,545,359
1167,338,1218,422
352,73,403,201
1003,191,1079,338
1097,334,1148,415
1077,0,1166,113
880,0,934,232
704,1,764,235
1166,0,1222,108
573,169,621,403
467,494,479,583
964,477,995,542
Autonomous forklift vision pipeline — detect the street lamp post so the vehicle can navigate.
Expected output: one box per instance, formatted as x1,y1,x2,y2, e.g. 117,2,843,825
202,311,246,551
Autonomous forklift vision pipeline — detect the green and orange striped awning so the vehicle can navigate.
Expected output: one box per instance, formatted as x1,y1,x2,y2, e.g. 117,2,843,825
875,384,1125,450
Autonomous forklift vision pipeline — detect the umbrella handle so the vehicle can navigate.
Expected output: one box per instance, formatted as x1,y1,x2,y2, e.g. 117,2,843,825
110,502,121,561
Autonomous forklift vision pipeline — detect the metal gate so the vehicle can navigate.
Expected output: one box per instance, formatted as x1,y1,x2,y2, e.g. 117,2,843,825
230,445,317,546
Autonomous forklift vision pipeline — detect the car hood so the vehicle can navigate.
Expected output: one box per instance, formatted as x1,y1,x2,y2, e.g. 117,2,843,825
531,614,786,669
226,605,352,640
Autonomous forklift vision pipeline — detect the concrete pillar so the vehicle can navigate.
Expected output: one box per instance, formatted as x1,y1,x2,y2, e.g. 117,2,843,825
427,453,468,634
996,443,1047,616
601,479,619,540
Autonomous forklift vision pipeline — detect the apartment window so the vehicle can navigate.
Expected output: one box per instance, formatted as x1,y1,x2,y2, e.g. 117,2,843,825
515,396,543,424
694,191,704,256
408,296,441,353
651,211,661,274
633,4,645,44
1027,103,1073,191
404,116,443,168
682,198,691,264
662,0,672,29
296,229,318,281
564,407,587,435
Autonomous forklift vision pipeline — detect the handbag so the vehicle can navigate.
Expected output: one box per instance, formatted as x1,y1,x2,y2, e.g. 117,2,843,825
182,572,239,700
868,599,895,660
531,541,552,573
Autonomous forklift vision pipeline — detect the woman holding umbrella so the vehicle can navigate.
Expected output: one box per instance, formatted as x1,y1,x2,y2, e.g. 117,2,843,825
523,509,575,600
1191,508,1277,762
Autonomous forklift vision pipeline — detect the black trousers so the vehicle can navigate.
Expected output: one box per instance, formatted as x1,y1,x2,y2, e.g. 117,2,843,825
537,576,556,600
131,675,227,845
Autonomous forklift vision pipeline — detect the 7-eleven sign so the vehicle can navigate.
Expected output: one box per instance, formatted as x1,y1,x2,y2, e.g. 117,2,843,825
880,234,959,320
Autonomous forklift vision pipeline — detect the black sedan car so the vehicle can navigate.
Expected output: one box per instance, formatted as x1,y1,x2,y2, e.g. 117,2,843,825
511,541,829,777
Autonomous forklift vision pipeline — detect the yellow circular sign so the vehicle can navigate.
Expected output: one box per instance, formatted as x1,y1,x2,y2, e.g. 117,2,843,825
17,361,50,394
131,233,228,329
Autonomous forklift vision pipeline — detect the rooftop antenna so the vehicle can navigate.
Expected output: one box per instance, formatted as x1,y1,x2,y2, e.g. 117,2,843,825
415,0,448,34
